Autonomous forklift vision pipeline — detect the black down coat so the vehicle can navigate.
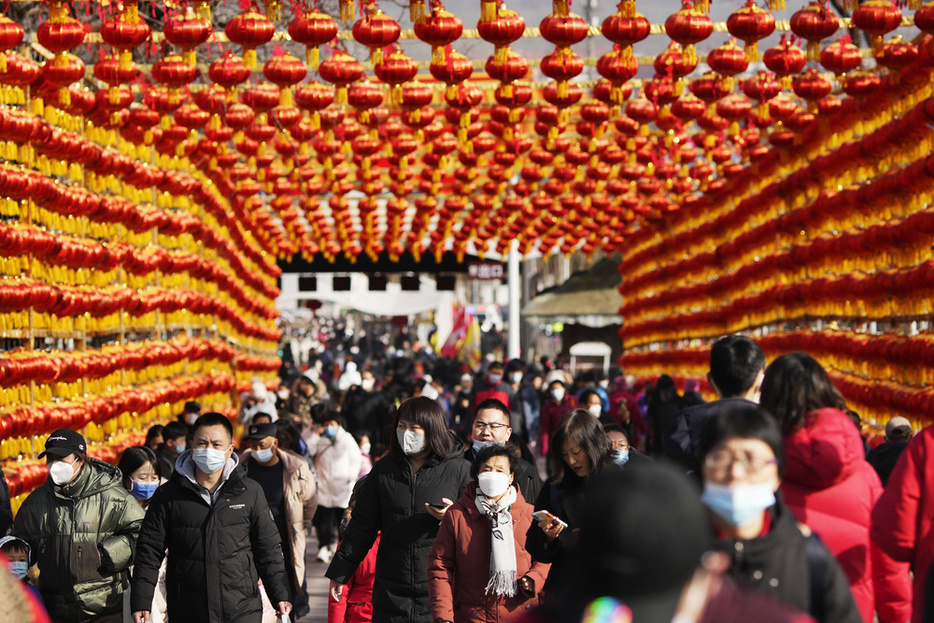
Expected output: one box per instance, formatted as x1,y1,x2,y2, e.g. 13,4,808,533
130,454,290,623
326,441,472,623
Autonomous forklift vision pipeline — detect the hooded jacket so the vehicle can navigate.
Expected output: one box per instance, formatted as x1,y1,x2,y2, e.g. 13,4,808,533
306,427,364,508
13,457,145,622
328,535,379,623
130,452,291,623
780,408,911,623
428,482,550,623
325,441,472,623
871,424,934,623
713,498,861,623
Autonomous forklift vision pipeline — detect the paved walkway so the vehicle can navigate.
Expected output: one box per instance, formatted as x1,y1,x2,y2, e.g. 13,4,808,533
297,532,331,622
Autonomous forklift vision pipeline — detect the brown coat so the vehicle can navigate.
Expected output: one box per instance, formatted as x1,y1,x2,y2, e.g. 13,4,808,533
241,448,317,591
428,482,550,623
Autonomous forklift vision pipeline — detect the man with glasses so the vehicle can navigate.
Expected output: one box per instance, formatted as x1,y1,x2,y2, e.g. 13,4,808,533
465,399,542,503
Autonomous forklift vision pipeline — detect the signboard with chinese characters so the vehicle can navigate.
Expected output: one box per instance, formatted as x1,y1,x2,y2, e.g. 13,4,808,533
467,262,505,280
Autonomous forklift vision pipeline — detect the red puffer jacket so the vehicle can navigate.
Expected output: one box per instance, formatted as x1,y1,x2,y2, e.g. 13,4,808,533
872,425,934,623
328,535,379,623
780,408,911,623
428,482,550,623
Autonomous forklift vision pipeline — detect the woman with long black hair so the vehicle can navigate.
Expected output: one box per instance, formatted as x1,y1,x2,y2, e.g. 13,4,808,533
326,396,471,623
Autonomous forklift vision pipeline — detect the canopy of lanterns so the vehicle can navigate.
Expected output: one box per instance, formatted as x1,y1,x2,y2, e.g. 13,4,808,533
1,0,928,262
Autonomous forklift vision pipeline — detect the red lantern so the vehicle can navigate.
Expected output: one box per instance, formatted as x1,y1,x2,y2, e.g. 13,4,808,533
851,0,903,57
164,10,212,66
263,54,307,107
653,42,697,94
790,1,840,61
319,52,364,105
0,15,24,73
41,54,84,106
874,37,915,85
414,7,463,65
665,3,713,66
602,4,651,63
477,7,525,64
376,49,419,105
763,36,807,83
430,50,473,98
208,54,252,98
792,68,832,111
540,13,590,48
352,9,401,64
224,8,275,69
820,38,862,76
706,40,749,90
726,0,776,62
287,9,338,69
152,54,198,107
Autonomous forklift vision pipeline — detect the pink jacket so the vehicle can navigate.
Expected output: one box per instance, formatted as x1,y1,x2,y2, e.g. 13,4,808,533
781,408,911,623
871,425,934,623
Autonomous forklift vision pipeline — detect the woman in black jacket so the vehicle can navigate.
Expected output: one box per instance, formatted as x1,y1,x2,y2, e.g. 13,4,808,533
697,403,860,623
326,396,472,623
526,408,614,600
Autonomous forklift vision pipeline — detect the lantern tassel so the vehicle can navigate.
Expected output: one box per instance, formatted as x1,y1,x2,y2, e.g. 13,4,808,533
244,49,257,70
744,42,757,64
307,47,320,70
410,0,426,24
481,0,497,22
767,0,784,9
806,40,820,62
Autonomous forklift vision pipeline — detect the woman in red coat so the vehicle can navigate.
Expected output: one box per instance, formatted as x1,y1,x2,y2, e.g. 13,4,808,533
760,353,911,623
428,444,550,623
538,380,576,460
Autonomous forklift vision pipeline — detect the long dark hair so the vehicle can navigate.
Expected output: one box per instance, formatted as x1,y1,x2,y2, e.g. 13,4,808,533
389,396,454,461
550,408,612,485
116,445,161,491
759,353,847,435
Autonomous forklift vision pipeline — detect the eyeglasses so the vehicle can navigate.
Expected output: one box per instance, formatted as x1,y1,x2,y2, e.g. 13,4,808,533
609,441,630,451
473,422,509,432
704,450,777,474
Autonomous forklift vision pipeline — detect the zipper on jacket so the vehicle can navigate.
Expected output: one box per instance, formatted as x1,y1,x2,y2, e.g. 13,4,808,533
411,467,417,622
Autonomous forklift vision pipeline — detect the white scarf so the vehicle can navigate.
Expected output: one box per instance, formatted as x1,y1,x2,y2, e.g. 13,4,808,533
475,485,519,597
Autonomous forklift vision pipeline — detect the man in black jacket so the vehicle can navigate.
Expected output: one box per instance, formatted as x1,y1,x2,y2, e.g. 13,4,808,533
663,335,766,475
867,416,913,486
465,398,542,504
131,413,291,623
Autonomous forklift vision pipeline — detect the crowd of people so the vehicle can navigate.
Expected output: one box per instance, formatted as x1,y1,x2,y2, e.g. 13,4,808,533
0,334,933,623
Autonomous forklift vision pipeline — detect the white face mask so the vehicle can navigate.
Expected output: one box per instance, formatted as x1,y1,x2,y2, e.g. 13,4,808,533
360,443,371,455
277,389,289,400
192,447,229,474
397,429,426,456
478,471,512,499
361,378,375,392
254,446,275,464
8,561,28,580
49,458,78,486
588,404,602,417
552,388,566,402
185,413,199,426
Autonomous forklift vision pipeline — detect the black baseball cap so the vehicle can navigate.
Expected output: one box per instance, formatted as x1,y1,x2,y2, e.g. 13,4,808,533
184,401,201,413
244,423,278,440
38,428,87,459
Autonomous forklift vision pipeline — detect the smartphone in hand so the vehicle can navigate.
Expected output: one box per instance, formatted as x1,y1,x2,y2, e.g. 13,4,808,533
532,510,567,528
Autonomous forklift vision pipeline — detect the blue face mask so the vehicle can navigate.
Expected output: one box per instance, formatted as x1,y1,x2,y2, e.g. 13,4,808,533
131,480,159,501
701,481,776,527
175,441,186,455
472,439,501,454
323,425,338,440
611,449,630,466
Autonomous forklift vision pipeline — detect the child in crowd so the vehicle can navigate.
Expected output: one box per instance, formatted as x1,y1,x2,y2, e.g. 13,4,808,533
0,536,43,606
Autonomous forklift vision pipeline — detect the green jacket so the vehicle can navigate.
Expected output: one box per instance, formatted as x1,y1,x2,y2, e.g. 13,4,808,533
13,457,145,622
